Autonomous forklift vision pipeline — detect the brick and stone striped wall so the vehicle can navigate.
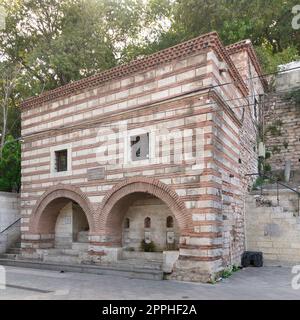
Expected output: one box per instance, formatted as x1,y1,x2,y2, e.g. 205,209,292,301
20,32,265,282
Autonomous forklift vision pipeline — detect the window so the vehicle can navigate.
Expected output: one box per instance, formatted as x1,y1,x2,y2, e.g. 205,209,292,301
130,133,149,161
50,144,72,176
144,217,151,228
166,216,174,228
124,218,130,229
55,149,68,172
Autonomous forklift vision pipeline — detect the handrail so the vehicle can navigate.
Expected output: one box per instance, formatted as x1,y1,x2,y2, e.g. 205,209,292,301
246,173,300,215
0,218,21,234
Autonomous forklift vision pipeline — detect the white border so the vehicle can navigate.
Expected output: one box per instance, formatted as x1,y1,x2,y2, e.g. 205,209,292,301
50,143,73,177
123,127,155,167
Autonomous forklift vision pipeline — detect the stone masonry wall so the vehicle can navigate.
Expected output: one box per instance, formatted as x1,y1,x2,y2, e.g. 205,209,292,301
264,93,300,175
217,49,264,266
246,189,300,264
123,195,180,251
0,192,20,232
0,192,21,253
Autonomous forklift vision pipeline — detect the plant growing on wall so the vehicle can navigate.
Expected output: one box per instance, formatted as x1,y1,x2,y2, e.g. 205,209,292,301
284,88,300,109
140,240,157,252
266,119,283,137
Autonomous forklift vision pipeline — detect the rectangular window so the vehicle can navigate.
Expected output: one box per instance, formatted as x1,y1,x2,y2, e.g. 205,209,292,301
55,149,68,172
130,133,149,161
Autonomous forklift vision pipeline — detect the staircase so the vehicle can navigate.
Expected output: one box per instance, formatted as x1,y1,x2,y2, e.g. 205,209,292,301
0,244,164,280
0,238,21,259
0,217,21,259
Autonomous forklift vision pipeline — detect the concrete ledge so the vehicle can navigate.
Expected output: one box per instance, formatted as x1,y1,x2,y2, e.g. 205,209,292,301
0,258,164,281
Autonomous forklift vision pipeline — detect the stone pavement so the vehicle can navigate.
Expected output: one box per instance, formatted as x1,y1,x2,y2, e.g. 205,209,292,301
0,265,299,300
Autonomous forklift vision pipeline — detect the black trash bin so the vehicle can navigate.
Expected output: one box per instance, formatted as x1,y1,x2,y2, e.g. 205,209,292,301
241,251,263,267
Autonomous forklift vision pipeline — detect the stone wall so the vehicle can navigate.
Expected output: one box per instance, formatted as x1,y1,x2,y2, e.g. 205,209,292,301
220,48,265,266
55,202,89,248
122,195,180,251
276,61,300,92
0,192,21,253
245,189,300,264
264,93,300,175
0,192,20,232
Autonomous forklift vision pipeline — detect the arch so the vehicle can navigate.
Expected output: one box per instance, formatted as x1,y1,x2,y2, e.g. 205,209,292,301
97,177,192,244
29,184,96,234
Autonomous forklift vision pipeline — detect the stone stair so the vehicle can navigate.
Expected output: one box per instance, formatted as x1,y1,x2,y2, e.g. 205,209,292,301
0,238,21,260
43,252,82,264
114,258,163,271
0,258,164,280
7,240,21,254
0,243,164,280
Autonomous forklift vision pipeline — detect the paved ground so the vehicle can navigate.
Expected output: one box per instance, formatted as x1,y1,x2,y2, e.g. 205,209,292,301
0,265,299,300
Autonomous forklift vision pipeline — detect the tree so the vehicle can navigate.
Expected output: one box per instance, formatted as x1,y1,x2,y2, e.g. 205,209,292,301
0,0,171,96
141,0,300,72
0,62,21,156
0,135,21,192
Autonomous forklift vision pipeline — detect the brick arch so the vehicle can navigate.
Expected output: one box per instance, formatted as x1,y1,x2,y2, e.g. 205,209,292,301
29,184,96,234
97,177,192,242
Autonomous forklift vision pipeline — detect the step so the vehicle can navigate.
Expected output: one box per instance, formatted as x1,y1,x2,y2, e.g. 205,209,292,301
0,253,20,260
0,258,164,281
72,242,89,251
122,251,163,262
7,248,21,254
45,249,79,256
115,259,163,270
43,254,81,264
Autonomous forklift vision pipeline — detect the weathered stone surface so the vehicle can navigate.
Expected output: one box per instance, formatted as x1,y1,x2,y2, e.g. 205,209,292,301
87,167,105,181
20,33,265,282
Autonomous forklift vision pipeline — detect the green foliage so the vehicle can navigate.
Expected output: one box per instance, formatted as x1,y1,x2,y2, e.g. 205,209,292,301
0,0,171,95
124,247,135,252
140,240,157,252
264,163,272,173
252,176,265,190
256,46,300,74
0,0,299,194
265,151,271,160
221,265,240,279
0,135,21,192
266,120,283,137
285,88,300,107
145,0,300,73
271,145,281,154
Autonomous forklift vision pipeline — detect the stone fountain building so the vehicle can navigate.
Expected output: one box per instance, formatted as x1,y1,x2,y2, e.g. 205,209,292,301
20,32,265,282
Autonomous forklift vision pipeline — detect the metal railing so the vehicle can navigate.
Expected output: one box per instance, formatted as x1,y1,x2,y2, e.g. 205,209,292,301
246,173,300,216
0,218,21,234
